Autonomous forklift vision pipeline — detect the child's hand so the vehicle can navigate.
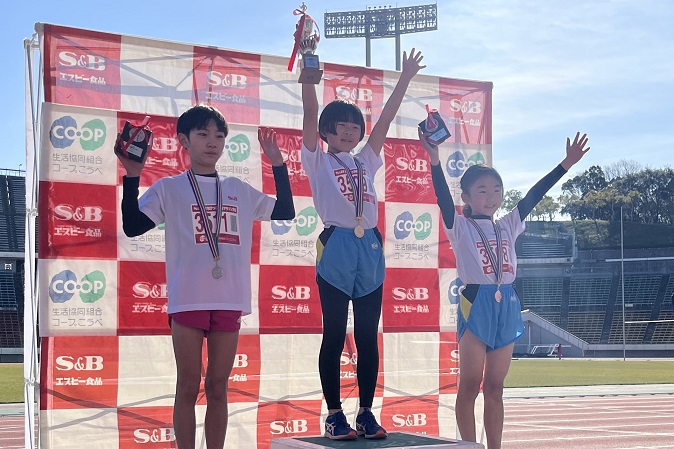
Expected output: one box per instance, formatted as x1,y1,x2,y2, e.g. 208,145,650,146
258,127,285,167
401,48,426,80
417,127,440,165
561,132,590,170
115,133,148,177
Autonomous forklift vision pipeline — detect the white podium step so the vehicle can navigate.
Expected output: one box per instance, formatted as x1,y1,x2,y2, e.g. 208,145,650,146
271,432,484,449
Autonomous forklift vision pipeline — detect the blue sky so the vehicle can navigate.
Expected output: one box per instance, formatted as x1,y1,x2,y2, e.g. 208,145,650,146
3,0,673,196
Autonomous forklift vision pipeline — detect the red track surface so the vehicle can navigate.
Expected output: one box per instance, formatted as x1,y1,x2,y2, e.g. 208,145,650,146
2,389,674,448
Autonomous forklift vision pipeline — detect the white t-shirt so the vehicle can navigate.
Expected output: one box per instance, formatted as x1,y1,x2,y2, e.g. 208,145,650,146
443,209,525,285
139,171,275,315
301,143,383,228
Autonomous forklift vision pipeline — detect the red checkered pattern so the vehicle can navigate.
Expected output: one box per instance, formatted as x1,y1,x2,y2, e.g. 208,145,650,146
35,24,492,448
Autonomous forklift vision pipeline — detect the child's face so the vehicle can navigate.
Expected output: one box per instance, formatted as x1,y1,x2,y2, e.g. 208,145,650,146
325,121,362,153
461,174,503,217
178,119,226,173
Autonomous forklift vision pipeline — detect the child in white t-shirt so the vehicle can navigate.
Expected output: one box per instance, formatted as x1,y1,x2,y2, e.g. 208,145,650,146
117,104,294,449
418,129,589,449
301,50,425,440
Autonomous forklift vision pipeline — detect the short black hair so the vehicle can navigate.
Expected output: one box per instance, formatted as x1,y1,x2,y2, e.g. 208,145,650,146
318,99,366,143
176,104,228,137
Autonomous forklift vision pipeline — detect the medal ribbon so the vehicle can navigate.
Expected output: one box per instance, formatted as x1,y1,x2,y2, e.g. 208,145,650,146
327,152,365,222
467,218,503,285
187,169,222,263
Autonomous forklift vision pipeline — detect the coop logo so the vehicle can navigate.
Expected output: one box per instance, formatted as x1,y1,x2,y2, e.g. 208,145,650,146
132,282,168,299
58,51,106,71
53,205,103,222
392,413,428,428
55,355,104,371
448,278,465,305
395,156,428,173
207,71,247,88
226,134,251,162
49,115,107,151
269,420,309,435
271,206,318,236
448,99,482,115
49,270,106,304
335,86,374,102
393,211,433,240
445,151,485,178
133,428,176,444
392,287,429,301
270,285,311,300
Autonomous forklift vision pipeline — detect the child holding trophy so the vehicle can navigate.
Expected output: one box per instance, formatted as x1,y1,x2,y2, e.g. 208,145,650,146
117,104,295,449
299,22,425,437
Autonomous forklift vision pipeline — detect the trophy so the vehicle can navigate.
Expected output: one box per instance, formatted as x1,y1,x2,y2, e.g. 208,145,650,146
418,105,451,146
289,3,323,84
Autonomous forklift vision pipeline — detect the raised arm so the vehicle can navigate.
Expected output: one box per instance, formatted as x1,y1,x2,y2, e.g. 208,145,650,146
418,128,456,229
258,127,295,220
116,133,156,236
517,132,590,220
302,83,319,152
367,49,425,156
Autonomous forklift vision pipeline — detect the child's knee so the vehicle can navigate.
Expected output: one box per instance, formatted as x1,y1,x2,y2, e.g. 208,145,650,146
204,377,228,402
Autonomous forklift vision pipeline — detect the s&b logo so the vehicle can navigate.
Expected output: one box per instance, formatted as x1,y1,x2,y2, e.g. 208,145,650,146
271,206,318,236
132,282,168,299
271,285,311,300
133,428,176,444
55,355,104,371
50,115,107,151
232,354,248,368
394,211,433,240
392,287,429,301
226,134,251,162
335,86,374,102
395,156,428,173
445,151,485,178
49,270,106,304
207,71,247,88
270,420,309,435
58,51,106,71
448,99,482,115
54,205,103,222
391,413,427,428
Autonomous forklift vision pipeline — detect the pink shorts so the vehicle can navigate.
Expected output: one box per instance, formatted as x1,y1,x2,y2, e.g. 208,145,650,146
169,310,242,333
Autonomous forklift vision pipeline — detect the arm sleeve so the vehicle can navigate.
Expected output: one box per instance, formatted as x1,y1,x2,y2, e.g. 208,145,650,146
121,176,156,237
431,163,456,229
517,164,567,220
270,163,295,220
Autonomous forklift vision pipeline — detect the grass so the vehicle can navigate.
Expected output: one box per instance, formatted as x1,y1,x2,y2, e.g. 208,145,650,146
0,363,24,403
506,359,674,388
2,360,674,402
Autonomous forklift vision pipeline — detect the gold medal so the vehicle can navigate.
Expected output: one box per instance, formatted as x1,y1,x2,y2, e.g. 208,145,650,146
354,224,365,238
495,289,502,302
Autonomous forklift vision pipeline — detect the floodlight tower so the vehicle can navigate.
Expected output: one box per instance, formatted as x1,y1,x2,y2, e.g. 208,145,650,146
324,3,438,70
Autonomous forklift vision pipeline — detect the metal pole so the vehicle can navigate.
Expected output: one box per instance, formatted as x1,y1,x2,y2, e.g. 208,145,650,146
395,18,401,70
366,36,371,67
621,205,626,361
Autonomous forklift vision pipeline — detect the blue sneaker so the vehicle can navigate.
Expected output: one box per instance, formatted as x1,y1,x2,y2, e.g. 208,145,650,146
356,409,387,439
324,411,357,440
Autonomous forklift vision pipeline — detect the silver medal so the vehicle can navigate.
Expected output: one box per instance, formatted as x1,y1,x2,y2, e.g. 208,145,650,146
212,265,224,279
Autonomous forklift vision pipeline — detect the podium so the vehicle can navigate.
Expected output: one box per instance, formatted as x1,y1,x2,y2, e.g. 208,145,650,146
271,432,484,448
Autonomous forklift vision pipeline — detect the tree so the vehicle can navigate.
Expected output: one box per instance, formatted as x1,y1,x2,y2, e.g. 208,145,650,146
603,159,643,181
499,189,523,216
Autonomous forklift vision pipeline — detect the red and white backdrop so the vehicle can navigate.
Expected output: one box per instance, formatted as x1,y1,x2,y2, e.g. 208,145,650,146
34,24,492,449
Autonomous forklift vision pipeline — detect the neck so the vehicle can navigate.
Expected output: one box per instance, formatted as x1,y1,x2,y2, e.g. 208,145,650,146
190,164,217,175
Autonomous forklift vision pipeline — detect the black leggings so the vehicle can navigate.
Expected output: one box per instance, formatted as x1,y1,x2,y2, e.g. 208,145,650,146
317,274,383,410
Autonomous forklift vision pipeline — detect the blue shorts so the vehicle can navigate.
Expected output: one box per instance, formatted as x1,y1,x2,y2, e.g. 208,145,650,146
316,226,385,298
457,283,524,351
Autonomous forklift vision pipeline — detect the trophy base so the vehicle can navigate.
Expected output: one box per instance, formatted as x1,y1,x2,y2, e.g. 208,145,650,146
298,67,323,84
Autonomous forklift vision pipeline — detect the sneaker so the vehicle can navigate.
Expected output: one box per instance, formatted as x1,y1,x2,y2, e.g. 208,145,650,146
356,409,388,439
324,411,357,440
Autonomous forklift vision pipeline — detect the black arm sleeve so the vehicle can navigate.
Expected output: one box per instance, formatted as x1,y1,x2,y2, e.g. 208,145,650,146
121,176,156,237
517,164,567,220
431,162,456,229
270,163,295,220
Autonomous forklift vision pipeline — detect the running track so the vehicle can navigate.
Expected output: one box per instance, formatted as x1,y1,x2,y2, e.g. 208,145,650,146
2,385,674,449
